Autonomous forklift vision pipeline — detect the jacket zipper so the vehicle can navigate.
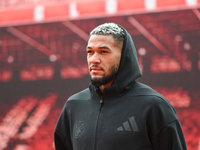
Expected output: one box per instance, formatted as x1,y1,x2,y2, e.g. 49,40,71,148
94,96,104,150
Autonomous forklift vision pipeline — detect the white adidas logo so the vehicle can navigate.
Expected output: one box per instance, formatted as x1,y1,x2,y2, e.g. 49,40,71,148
117,116,139,132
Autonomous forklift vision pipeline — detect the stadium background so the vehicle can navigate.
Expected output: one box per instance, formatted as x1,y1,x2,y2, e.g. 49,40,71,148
0,0,200,149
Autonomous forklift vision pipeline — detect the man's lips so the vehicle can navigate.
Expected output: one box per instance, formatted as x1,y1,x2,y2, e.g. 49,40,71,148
90,66,103,73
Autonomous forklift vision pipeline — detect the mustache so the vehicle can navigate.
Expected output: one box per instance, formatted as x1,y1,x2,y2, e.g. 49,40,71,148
89,65,103,70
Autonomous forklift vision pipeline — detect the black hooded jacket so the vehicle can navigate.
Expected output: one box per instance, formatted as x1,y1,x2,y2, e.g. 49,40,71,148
54,24,187,150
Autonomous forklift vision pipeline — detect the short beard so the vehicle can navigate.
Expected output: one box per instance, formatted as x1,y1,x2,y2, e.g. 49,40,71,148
90,64,119,87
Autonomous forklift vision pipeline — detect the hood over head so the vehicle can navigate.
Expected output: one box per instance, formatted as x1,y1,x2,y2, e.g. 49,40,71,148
114,24,142,93
89,23,142,97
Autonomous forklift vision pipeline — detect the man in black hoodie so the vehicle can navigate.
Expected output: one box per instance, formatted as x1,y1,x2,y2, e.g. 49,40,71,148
54,23,187,150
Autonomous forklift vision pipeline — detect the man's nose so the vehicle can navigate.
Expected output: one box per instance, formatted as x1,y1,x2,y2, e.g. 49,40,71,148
89,53,100,64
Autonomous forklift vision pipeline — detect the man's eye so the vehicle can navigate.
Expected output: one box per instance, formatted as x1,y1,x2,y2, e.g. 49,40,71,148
102,51,108,53
87,50,92,54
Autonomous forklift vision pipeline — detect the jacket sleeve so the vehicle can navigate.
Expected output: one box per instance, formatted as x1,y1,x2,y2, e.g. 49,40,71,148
54,131,73,150
54,102,73,150
151,118,187,150
145,96,187,150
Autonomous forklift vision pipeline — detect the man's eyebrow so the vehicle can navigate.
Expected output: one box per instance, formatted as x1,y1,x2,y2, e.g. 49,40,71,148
86,46,111,51
98,46,110,49
86,46,91,50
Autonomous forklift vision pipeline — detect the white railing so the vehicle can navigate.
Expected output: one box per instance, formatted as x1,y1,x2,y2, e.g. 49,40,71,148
0,0,68,8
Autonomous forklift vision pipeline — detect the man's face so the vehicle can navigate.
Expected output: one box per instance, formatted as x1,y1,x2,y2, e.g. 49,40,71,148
86,34,122,87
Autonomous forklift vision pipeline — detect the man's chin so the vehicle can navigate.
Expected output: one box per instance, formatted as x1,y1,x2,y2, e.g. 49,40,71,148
91,76,102,83
90,76,104,86
90,75,114,87
91,75,102,79
90,63,119,87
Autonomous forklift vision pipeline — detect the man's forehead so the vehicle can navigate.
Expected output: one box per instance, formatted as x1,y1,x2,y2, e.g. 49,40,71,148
87,34,123,51
88,34,116,44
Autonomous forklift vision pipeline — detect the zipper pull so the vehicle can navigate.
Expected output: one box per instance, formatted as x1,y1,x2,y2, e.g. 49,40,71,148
100,99,103,104
99,97,103,110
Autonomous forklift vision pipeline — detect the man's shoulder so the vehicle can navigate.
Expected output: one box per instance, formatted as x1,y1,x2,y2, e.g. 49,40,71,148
126,81,161,97
68,88,91,101
127,82,174,109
